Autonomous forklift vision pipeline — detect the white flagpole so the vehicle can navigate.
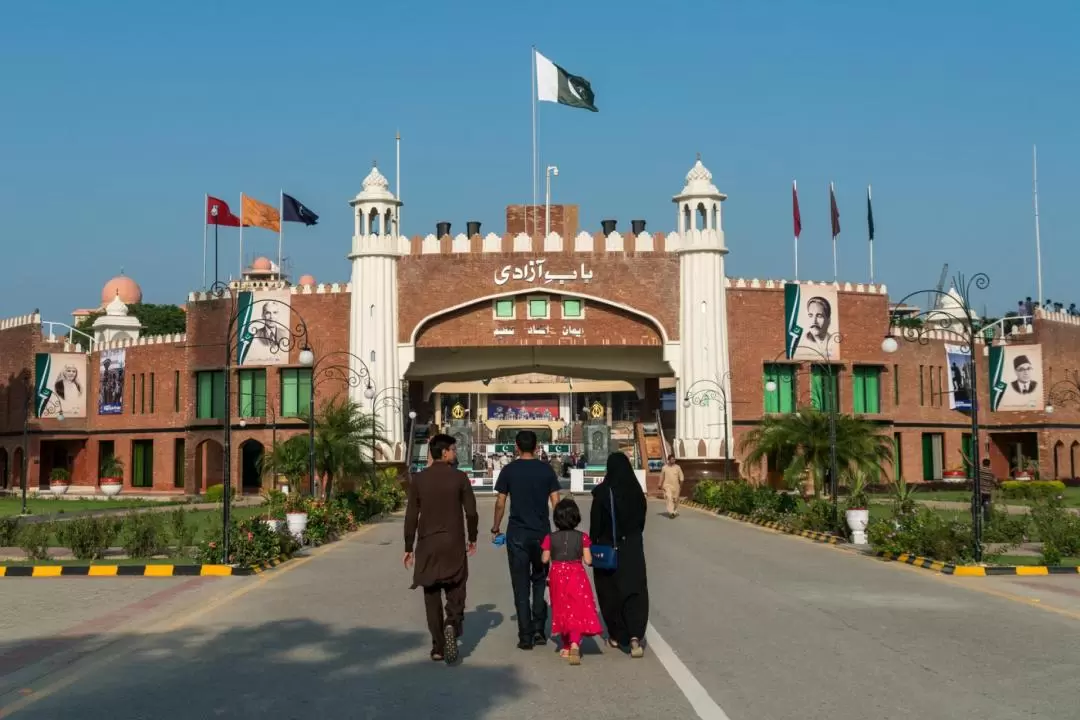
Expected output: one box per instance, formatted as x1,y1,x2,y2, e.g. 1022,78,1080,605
395,130,402,235
239,193,244,278
531,45,538,238
830,182,838,282
868,184,874,285
277,189,284,279
202,193,208,289
793,180,799,281
1033,144,1043,308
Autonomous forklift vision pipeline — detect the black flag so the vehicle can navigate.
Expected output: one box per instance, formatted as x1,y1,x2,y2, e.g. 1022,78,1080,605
282,193,319,226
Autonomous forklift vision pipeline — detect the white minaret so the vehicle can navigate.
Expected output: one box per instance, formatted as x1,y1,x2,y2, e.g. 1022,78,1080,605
673,157,733,460
349,164,404,460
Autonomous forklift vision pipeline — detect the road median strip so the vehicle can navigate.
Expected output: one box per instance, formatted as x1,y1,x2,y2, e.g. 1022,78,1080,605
680,501,846,546
0,553,295,578
872,551,1080,577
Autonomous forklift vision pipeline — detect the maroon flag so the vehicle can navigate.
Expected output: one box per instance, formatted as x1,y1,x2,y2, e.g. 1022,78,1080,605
792,181,802,238
829,183,841,237
206,196,241,227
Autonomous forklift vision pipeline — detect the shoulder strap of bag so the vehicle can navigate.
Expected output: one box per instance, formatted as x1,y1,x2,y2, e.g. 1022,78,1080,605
608,487,618,549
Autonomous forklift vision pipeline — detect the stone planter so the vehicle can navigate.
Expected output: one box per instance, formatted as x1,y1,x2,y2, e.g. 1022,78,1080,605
1013,473,1033,482
50,483,69,496
846,508,870,545
286,512,308,540
942,471,967,483
100,480,123,497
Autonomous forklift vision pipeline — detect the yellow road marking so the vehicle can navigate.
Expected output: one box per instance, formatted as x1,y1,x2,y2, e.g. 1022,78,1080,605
0,522,384,717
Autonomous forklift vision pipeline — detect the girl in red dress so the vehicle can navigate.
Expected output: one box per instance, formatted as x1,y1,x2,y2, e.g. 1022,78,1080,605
541,497,603,665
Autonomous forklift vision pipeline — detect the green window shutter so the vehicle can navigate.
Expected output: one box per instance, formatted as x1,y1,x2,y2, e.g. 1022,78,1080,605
811,367,825,411
197,372,212,419
962,433,973,478
763,365,779,413
563,299,582,318
282,370,298,416
254,370,266,416
529,298,547,318
780,365,795,413
212,371,225,420
853,368,867,414
495,299,513,318
866,369,880,413
298,369,312,417
921,433,933,481
893,433,903,480
239,371,253,416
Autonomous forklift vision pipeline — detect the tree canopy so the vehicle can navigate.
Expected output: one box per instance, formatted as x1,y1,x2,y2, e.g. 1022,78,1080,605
72,303,187,349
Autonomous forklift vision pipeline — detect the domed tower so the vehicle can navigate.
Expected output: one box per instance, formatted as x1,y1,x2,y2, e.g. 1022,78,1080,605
348,164,404,460
673,157,733,461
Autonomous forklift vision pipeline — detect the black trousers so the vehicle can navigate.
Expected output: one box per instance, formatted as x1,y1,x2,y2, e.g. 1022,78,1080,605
506,532,548,641
423,579,466,651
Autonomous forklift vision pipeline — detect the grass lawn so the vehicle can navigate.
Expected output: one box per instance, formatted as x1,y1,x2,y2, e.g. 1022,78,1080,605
0,496,185,518
994,555,1080,567
870,486,1080,508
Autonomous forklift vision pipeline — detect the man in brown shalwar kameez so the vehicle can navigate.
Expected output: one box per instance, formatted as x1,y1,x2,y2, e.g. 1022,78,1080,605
404,433,478,664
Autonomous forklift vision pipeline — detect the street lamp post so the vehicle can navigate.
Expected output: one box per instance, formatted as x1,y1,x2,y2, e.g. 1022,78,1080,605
371,385,405,472
307,350,376,498
682,371,734,481
208,281,313,564
883,272,989,562
765,333,842,525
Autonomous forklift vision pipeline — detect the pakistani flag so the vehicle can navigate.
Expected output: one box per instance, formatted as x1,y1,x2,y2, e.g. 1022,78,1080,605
34,353,53,417
784,283,803,359
235,291,255,365
536,50,597,112
989,345,1007,411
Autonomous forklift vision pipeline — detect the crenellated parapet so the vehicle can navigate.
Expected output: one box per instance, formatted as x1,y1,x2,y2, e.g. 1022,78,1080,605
0,312,41,330
96,333,188,350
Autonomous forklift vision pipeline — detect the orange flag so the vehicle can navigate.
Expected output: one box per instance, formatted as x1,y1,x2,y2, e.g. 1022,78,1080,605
241,194,280,232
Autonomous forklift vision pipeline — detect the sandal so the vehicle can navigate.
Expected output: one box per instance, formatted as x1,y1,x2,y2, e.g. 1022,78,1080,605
559,649,570,659
568,645,581,666
607,638,621,649
430,649,444,662
629,638,644,658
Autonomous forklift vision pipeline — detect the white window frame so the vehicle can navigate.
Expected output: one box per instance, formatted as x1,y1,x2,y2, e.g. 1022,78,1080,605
492,297,516,320
561,297,585,320
526,295,550,320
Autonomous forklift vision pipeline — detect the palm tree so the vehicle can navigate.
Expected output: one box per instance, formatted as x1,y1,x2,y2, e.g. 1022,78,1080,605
740,407,892,496
312,396,386,501
258,435,309,490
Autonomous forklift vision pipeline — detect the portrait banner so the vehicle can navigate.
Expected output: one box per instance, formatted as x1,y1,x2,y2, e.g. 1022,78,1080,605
989,343,1043,412
236,289,292,366
784,283,841,361
35,352,88,418
944,344,972,411
98,348,126,415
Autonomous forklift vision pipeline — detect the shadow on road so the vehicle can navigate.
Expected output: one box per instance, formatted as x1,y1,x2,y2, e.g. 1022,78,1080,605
1,619,533,718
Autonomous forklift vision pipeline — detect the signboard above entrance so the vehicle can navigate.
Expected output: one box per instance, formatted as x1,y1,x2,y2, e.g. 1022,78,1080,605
494,259,594,286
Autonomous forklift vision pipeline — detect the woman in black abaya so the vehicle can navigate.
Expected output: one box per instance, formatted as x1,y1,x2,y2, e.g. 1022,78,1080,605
590,452,649,658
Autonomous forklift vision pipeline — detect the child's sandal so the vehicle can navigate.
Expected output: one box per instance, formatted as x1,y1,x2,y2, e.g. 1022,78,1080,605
568,645,581,666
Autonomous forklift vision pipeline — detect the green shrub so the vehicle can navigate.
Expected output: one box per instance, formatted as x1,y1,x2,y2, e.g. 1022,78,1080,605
0,516,19,547
338,471,406,521
797,499,840,533
1030,499,1080,563
18,521,53,561
120,512,167,558
204,484,225,503
692,479,723,508
168,508,196,558
982,505,1029,546
867,508,976,564
194,517,300,566
1000,480,1066,501
56,516,119,560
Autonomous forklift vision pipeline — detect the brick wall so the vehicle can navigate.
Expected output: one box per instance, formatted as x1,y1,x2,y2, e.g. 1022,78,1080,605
505,204,579,239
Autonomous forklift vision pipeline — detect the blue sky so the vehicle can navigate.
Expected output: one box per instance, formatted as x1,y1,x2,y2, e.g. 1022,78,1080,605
2,0,1077,324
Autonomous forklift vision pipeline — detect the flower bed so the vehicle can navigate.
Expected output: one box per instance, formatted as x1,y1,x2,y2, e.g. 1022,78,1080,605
691,479,847,537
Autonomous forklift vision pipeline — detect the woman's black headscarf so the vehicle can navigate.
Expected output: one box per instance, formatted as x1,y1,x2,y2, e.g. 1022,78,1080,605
592,451,646,535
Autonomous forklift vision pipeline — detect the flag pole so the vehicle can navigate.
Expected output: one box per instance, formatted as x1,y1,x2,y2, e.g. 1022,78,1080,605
1033,144,1043,308
239,193,245,279
868,184,874,284
531,45,538,238
793,180,799,281
830,182,838,282
277,189,284,280
202,193,208,289
214,220,219,286
395,130,402,235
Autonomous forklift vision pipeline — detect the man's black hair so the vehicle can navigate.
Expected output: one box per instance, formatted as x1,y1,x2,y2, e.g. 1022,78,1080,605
515,430,538,454
429,433,457,461
553,497,580,531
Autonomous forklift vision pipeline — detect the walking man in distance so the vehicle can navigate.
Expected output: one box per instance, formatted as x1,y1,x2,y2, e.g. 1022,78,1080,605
491,430,561,650
404,433,478,664
660,453,684,518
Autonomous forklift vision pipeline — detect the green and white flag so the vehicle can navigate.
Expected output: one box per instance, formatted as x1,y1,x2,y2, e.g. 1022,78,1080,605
988,345,1007,411
536,50,598,112
235,290,255,365
784,283,803,359
34,353,53,417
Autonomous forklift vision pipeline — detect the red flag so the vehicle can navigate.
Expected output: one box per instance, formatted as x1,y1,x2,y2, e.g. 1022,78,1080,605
792,181,802,238
206,196,241,227
830,182,841,237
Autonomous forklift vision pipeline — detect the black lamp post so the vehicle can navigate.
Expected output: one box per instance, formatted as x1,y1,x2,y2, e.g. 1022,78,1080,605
682,371,734,481
208,280,313,564
1045,370,1080,413
883,272,989,562
307,350,375,498
371,385,405,472
765,333,842,525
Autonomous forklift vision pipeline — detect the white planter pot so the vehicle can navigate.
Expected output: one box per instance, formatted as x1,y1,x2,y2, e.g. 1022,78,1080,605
846,508,870,545
286,512,308,540
264,519,282,532
100,481,123,497
50,483,69,496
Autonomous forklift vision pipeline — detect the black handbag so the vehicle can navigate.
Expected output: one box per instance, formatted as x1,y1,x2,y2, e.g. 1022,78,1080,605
590,488,619,570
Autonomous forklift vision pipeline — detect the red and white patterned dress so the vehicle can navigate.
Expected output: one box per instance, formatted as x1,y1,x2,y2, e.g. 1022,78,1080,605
542,530,603,640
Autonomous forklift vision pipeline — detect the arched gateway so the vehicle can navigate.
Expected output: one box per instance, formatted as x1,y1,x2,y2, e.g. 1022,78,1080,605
344,158,734,480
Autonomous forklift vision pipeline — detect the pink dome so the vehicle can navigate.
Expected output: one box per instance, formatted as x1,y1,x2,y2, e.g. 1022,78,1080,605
298,274,316,286
101,275,142,305
252,257,272,271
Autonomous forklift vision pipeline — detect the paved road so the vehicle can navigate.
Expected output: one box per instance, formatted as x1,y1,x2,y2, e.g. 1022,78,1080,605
1,498,1078,719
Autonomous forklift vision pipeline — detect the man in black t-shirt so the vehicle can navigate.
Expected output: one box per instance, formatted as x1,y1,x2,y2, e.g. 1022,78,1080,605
491,430,561,649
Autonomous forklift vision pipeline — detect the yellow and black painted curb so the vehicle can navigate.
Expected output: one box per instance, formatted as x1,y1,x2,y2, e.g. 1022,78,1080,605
873,551,1080,577
0,554,294,578
680,501,845,545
